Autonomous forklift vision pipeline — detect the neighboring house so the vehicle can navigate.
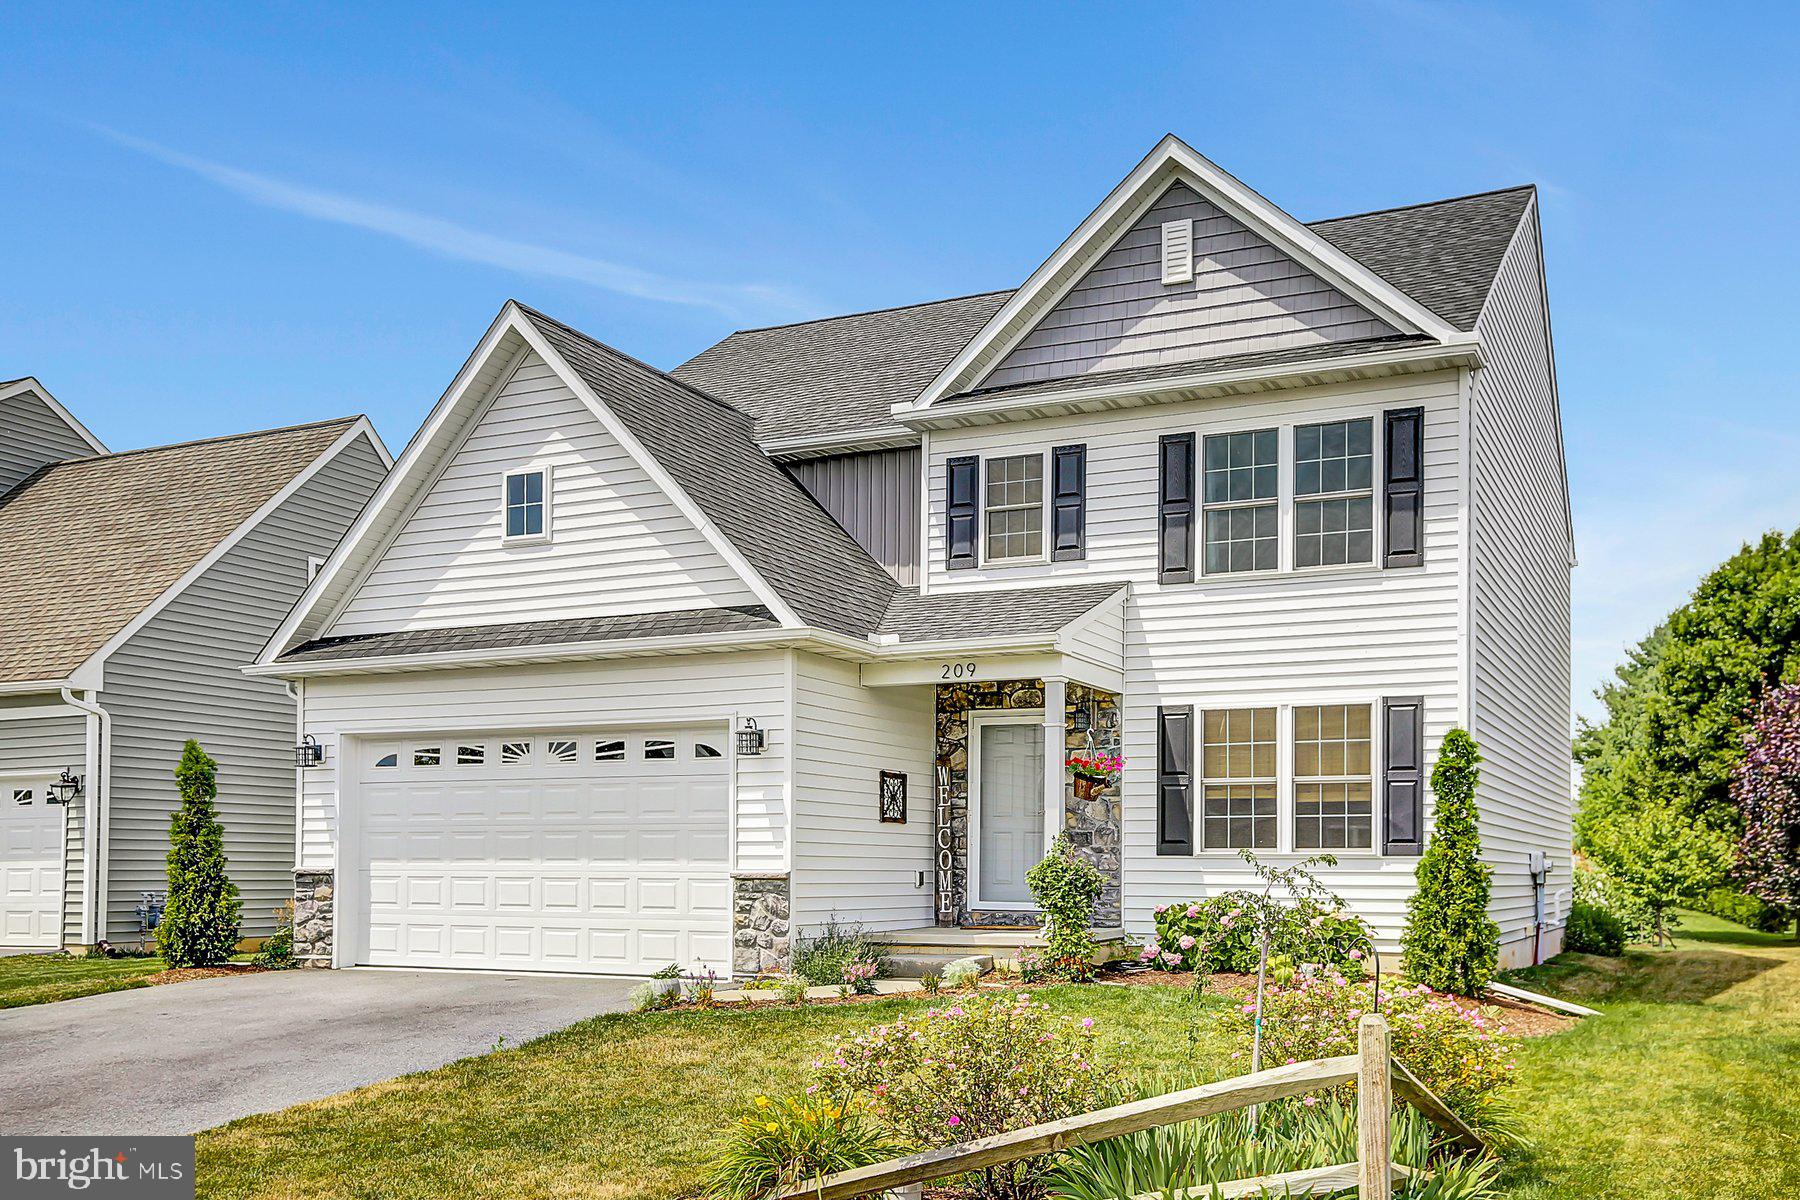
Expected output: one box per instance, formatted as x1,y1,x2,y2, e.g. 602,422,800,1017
0,404,390,949
255,135,1572,978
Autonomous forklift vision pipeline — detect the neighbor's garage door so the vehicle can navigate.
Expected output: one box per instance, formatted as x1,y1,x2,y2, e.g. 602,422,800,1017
356,728,731,975
1,779,64,948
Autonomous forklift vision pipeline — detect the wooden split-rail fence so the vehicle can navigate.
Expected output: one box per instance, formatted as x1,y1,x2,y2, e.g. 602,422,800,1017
776,1014,1484,1200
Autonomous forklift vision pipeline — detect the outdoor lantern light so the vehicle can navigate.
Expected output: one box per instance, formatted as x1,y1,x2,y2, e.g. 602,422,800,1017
45,768,82,805
734,717,766,756
294,735,324,767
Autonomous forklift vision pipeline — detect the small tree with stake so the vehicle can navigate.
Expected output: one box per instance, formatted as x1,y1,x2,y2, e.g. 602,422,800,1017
156,740,242,967
1731,684,1800,939
1401,728,1500,995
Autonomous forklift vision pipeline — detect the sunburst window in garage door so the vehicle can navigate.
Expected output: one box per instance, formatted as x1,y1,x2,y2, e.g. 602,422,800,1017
354,727,733,975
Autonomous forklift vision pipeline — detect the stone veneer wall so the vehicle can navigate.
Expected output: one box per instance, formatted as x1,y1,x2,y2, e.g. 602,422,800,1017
293,869,334,967
732,872,791,976
934,680,1123,928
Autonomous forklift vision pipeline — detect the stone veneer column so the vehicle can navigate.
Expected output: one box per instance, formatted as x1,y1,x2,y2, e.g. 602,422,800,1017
292,869,335,967
731,872,791,976
1063,685,1124,927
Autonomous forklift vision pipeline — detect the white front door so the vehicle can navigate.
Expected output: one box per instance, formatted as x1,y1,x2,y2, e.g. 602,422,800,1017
353,727,733,976
972,714,1045,908
1,779,64,947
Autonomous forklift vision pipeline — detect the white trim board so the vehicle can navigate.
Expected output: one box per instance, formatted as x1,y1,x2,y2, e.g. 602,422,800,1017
0,377,109,455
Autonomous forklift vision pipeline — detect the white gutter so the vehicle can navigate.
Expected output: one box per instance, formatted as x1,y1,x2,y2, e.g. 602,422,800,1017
0,677,77,696
60,687,110,946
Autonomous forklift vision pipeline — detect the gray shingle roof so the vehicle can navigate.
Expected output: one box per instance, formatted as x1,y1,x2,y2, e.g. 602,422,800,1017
518,306,901,639
672,187,1533,443
280,606,781,663
0,418,360,684
877,581,1125,643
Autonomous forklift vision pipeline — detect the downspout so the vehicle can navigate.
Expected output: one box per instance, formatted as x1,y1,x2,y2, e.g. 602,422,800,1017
60,687,110,947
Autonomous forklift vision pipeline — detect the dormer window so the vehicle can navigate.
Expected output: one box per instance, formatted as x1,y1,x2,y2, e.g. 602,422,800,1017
502,468,550,543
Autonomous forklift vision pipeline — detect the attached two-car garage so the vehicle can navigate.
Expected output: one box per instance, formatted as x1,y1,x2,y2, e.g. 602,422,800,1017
349,726,734,976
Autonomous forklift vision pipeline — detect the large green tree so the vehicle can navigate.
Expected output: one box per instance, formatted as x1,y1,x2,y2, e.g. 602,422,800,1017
1575,530,1800,868
156,740,242,967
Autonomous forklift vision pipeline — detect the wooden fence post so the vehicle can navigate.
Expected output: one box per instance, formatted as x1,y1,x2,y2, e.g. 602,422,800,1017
1357,1014,1392,1200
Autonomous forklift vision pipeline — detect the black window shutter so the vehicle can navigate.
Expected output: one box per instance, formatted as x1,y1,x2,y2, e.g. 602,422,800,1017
1383,408,1424,568
1051,444,1087,561
1382,696,1425,855
946,455,979,570
1156,705,1194,855
1158,433,1195,584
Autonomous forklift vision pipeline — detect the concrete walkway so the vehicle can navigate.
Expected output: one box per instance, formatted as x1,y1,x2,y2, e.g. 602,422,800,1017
0,967,638,1135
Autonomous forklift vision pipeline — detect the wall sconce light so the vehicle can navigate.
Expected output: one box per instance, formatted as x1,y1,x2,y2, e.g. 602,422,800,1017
45,768,83,805
294,735,325,767
734,717,766,757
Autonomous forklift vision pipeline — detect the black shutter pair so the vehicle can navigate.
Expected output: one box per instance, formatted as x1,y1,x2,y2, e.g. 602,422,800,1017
945,447,1086,569
1153,697,1428,857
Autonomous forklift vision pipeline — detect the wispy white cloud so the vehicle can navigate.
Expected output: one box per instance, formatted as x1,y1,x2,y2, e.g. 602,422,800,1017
91,126,813,321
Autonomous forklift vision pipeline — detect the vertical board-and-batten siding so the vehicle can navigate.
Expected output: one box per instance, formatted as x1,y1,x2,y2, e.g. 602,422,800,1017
329,349,759,637
296,651,793,877
0,389,98,497
790,651,935,932
1470,199,1575,959
95,434,389,939
0,707,87,943
985,183,1397,390
786,448,922,585
922,372,1467,946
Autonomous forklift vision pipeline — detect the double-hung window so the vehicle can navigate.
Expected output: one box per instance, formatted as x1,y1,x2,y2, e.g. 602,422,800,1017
984,454,1044,562
1294,419,1374,567
1202,429,1278,574
1293,704,1374,849
1200,707,1277,849
503,468,549,542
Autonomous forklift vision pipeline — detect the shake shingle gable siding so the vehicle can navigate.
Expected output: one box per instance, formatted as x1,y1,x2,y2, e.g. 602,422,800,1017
674,187,1532,445
0,418,360,684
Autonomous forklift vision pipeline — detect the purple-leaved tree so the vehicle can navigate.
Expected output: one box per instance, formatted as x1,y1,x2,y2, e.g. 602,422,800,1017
1730,683,1800,940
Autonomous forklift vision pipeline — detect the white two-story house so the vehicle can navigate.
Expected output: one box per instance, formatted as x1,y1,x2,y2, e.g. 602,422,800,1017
254,136,1572,978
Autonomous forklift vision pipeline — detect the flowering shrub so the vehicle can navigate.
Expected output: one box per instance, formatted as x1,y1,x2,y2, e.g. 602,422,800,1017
1065,753,1124,785
1142,891,1369,977
704,1093,900,1198
845,960,878,995
1025,835,1105,979
813,995,1105,1197
1219,969,1518,1115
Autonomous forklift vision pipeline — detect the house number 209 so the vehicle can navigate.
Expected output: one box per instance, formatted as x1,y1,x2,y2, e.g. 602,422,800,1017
939,661,978,680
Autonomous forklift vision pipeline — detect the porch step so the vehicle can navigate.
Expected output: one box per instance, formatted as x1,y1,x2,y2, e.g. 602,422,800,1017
883,952,994,980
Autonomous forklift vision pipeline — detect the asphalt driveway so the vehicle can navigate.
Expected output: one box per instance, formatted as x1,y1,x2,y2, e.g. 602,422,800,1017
0,967,639,1135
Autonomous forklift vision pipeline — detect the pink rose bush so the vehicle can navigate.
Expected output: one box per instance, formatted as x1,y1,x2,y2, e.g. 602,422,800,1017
1220,968,1518,1114
812,994,1105,1196
1143,890,1369,977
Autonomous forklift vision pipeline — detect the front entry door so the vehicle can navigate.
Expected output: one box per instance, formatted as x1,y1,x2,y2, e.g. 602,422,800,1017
972,715,1045,908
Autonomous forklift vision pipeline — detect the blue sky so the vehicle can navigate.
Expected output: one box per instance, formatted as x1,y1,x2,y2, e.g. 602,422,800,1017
3,3,1797,721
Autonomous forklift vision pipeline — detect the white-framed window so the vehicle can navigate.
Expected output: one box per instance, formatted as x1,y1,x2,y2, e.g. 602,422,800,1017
411,746,442,768
1293,704,1375,850
1200,707,1278,850
694,741,723,759
455,744,487,766
500,740,532,765
983,453,1046,562
545,738,578,765
1294,418,1374,568
1202,428,1279,575
595,739,626,762
502,467,551,543
644,738,676,761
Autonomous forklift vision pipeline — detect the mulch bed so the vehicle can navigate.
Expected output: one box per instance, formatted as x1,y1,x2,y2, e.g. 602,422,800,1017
144,963,269,987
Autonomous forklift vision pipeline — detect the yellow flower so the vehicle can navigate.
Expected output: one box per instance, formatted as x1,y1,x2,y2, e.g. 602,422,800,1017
764,1122,780,1132
753,1096,771,1108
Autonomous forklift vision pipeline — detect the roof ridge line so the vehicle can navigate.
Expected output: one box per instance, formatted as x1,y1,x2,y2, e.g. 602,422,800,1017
514,302,753,424
1308,183,1536,227
57,415,362,466
708,288,1018,339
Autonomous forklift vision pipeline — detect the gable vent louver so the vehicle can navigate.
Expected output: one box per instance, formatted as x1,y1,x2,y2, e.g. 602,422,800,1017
1161,218,1194,285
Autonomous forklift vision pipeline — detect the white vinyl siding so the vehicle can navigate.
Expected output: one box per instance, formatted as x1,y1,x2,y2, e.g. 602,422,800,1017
789,652,935,934
926,370,1467,948
329,350,758,636
1469,199,1575,965
296,651,792,878
985,182,1398,390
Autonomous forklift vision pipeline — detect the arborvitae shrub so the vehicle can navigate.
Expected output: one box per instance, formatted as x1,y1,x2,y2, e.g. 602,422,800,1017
155,740,242,967
1401,729,1500,994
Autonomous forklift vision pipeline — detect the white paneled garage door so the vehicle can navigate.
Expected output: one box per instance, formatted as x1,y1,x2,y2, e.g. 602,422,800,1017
1,779,64,947
355,727,732,975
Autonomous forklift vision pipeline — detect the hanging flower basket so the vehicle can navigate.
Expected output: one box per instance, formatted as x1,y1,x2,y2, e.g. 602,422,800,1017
1066,754,1123,800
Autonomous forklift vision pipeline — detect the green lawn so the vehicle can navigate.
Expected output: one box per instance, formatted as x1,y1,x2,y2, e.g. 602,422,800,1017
0,952,169,1008
193,913,1800,1199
